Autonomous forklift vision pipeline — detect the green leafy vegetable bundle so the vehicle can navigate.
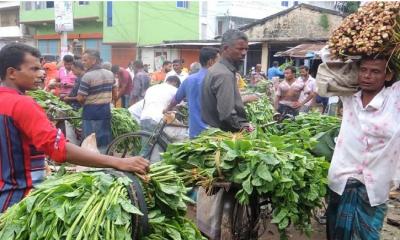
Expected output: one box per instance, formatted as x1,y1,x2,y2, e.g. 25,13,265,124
0,165,204,240
143,164,206,240
0,171,142,240
245,97,276,129
27,90,81,129
162,129,329,235
111,108,139,138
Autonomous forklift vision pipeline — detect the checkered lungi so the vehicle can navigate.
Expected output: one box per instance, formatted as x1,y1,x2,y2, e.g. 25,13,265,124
327,179,387,240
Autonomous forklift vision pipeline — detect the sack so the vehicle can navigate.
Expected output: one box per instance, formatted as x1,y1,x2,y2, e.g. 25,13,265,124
81,133,100,154
316,61,359,97
77,133,100,172
196,187,225,240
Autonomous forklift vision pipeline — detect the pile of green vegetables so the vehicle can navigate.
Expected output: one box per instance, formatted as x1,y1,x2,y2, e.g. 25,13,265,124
143,164,205,240
0,164,204,240
27,90,81,129
28,90,139,139
162,129,330,236
0,171,141,239
111,108,139,138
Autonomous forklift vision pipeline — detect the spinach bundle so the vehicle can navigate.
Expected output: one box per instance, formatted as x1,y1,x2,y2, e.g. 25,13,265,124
0,172,142,240
27,90,81,129
143,164,206,240
111,108,139,138
0,164,204,240
162,129,329,236
245,97,275,124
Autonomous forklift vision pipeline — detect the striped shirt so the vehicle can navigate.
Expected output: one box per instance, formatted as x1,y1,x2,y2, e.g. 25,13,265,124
0,87,66,212
78,67,116,120
78,67,116,105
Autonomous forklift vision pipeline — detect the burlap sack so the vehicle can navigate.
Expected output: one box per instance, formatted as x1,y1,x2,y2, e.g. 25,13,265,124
316,61,359,97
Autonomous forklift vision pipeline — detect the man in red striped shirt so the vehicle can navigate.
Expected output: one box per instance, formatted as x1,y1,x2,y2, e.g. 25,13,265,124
0,43,149,212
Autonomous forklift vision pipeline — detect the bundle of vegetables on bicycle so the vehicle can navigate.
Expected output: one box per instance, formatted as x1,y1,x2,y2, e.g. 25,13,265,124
161,112,340,237
27,89,139,140
0,164,205,240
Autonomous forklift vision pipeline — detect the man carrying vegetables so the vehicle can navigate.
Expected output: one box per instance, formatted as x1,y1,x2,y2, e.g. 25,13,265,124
326,55,400,240
0,43,149,212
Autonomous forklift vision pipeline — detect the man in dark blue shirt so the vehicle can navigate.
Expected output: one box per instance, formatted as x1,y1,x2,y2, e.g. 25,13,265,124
165,47,219,138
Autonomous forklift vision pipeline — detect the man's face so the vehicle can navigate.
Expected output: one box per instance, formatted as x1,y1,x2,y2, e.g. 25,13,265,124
82,53,96,70
11,53,43,91
173,63,182,73
164,63,172,73
64,61,73,71
225,39,248,64
284,69,295,81
71,65,83,76
358,59,392,92
300,69,308,79
255,65,262,72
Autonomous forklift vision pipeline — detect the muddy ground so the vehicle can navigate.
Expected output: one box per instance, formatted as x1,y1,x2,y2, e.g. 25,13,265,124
187,197,400,240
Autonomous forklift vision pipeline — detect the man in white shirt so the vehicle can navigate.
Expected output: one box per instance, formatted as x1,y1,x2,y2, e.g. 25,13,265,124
165,59,188,83
326,56,400,240
297,65,316,113
140,75,181,132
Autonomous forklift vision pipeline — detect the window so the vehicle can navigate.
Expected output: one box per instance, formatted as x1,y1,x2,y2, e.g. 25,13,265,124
281,1,289,7
106,1,112,27
217,20,223,35
24,2,32,11
79,1,89,5
294,1,299,5
34,1,45,10
176,1,189,9
0,9,19,27
201,1,208,16
46,1,54,8
201,23,207,40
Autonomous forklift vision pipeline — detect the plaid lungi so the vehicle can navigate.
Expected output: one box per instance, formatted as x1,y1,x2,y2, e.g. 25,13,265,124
327,179,387,240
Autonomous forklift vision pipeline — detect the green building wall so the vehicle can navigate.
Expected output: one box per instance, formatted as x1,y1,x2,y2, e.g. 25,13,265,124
20,1,200,45
102,1,200,45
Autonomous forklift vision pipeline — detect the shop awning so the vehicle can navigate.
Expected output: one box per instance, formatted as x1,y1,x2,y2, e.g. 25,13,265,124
274,43,327,58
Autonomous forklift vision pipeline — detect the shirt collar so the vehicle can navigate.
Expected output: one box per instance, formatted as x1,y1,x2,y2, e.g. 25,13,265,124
219,58,237,72
0,86,23,95
354,87,387,110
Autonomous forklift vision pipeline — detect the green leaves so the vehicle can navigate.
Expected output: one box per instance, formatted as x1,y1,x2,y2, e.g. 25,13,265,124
162,121,334,238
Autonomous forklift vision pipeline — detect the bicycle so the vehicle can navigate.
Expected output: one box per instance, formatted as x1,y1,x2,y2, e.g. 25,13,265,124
106,112,188,160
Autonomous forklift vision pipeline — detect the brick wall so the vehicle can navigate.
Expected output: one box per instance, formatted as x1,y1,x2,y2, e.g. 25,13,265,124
244,6,343,40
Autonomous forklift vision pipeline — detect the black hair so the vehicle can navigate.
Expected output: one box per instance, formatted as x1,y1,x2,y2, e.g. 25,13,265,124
162,60,171,66
172,59,183,65
134,60,143,69
72,60,84,70
360,55,398,87
83,49,101,63
221,29,248,47
111,65,120,74
63,54,74,63
272,61,279,67
285,66,296,74
165,75,181,88
199,47,219,67
299,65,309,71
0,42,41,80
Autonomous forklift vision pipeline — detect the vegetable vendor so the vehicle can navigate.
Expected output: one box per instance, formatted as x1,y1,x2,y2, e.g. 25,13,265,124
325,55,400,240
0,43,149,212
201,29,253,132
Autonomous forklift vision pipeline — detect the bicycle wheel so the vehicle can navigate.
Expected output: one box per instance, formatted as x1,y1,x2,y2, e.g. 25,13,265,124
220,191,261,240
106,131,167,159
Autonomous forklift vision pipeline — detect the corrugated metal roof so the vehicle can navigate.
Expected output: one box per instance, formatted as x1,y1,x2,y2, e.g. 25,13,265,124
274,43,327,58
